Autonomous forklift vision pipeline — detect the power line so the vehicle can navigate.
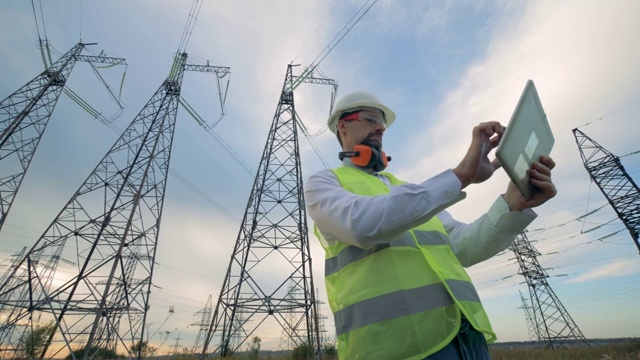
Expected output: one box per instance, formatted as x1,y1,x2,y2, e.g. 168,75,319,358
526,203,609,233
291,0,342,64
575,98,640,129
89,103,244,222
289,0,379,91
30,0,48,42
177,0,204,53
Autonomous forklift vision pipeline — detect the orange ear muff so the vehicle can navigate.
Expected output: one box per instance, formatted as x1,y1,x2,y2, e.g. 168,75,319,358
338,145,390,171
380,150,389,170
352,144,389,171
351,145,374,168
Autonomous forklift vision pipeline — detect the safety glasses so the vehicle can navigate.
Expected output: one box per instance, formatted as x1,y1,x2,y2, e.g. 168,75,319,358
340,110,386,128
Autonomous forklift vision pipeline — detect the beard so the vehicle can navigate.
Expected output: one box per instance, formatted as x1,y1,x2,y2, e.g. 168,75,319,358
361,135,382,152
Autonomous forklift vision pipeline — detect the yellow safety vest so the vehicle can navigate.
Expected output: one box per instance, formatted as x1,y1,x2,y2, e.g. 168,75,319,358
314,166,495,360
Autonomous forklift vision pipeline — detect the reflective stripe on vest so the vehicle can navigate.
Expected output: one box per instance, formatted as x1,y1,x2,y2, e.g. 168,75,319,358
315,166,496,359
334,279,480,336
325,230,449,277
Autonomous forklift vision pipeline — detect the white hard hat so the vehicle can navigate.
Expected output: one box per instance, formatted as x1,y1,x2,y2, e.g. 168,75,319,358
328,91,396,134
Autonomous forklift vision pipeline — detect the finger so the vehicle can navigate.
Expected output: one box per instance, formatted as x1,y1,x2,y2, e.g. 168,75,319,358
478,121,501,127
486,122,504,136
539,155,556,170
480,123,496,137
477,122,503,137
491,157,502,170
531,178,557,198
532,161,552,177
530,169,557,192
530,168,552,184
489,135,501,149
491,122,505,136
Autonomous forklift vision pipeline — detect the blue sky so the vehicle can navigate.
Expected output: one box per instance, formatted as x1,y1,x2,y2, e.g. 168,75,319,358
1,0,639,354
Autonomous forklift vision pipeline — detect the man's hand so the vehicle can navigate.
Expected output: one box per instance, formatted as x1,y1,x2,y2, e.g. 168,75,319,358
453,122,505,189
504,155,557,211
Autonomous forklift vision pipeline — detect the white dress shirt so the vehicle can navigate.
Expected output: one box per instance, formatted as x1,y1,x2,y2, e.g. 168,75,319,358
305,159,537,267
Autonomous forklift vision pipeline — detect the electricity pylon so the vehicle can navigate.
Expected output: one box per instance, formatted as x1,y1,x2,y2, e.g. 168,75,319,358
202,64,336,357
0,247,26,287
171,332,183,356
191,295,213,353
509,232,589,348
279,283,304,351
573,128,640,254
518,290,540,343
0,52,230,359
0,42,126,233
309,288,330,349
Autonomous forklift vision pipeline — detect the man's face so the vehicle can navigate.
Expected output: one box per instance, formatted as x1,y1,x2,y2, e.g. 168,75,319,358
337,107,386,151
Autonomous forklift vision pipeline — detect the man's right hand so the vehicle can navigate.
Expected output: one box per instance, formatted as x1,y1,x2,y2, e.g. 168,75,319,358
453,121,505,189
504,155,557,211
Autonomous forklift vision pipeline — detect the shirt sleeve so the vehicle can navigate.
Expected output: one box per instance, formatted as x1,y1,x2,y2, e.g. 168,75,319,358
438,197,537,267
305,168,466,248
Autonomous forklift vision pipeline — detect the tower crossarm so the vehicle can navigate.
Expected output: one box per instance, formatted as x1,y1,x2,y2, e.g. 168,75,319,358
180,61,231,131
293,75,338,116
292,75,338,88
184,63,230,75
75,54,127,66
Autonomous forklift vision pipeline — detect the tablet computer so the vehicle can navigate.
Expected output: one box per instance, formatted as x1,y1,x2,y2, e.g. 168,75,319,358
496,80,554,200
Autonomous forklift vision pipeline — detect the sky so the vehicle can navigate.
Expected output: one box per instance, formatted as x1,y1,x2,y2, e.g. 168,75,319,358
1,0,640,355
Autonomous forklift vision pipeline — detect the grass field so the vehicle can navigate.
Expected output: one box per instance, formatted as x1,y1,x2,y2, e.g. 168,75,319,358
164,340,640,359
489,341,640,360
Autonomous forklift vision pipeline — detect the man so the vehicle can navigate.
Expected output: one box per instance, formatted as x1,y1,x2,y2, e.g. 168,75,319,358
304,91,557,359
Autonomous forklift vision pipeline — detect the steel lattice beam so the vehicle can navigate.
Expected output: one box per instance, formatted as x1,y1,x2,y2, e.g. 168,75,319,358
0,52,223,360
518,290,541,343
510,232,589,348
0,43,126,233
203,64,323,357
191,295,213,353
573,128,640,253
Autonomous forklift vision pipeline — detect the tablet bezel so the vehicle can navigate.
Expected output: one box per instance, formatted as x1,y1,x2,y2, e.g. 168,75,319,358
495,80,554,200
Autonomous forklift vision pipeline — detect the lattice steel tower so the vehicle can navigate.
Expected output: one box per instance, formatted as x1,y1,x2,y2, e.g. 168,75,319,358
202,64,336,357
573,128,640,254
509,232,589,348
191,295,213,353
0,42,126,233
279,283,305,351
0,52,230,359
518,289,540,343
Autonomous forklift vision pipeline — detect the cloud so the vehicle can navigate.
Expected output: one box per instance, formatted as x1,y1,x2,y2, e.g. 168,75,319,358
396,1,640,223
2,0,640,350
567,259,640,283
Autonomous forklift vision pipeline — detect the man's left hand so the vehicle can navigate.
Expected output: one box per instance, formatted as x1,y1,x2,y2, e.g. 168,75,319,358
454,121,505,188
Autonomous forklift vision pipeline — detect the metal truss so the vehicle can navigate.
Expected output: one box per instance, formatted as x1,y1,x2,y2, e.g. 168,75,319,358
0,43,126,233
203,64,328,357
573,128,640,254
518,290,541,343
510,232,589,348
0,53,229,359
190,295,213,353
